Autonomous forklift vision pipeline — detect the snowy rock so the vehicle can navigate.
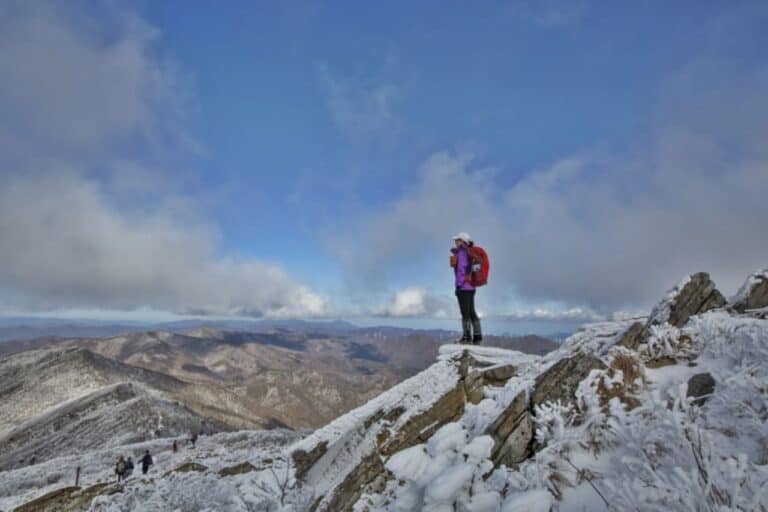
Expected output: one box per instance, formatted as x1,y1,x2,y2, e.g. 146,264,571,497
647,272,726,327
531,353,606,411
686,372,716,406
615,321,651,351
218,461,257,477
731,268,768,313
482,364,517,384
486,391,533,467
12,482,119,512
292,441,327,480
289,353,468,511
289,348,523,511
464,363,518,405
166,462,208,475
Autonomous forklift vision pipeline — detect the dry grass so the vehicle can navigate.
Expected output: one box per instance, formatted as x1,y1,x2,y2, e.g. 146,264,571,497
596,350,648,414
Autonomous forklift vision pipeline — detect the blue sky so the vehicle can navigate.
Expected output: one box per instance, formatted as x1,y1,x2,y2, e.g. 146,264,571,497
1,1,767,334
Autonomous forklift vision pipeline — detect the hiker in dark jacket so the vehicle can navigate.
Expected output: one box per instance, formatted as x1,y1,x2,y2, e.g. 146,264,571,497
125,456,134,477
451,232,482,344
140,450,153,475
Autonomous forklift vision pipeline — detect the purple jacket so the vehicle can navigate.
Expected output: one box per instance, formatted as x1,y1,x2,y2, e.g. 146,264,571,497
453,246,475,291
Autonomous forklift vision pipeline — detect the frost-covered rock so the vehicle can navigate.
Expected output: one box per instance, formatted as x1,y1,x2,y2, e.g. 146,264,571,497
289,346,525,511
615,321,651,351
647,272,726,327
530,353,606,411
731,268,768,313
486,391,533,467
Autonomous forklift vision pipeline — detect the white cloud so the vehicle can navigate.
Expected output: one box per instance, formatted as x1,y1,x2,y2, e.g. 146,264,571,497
334,60,768,314
375,288,450,318
320,65,400,140
497,307,604,323
0,172,330,318
0,2,191,161
0,2,328,319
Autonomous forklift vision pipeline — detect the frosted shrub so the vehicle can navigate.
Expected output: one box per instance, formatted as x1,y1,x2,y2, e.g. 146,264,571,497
643,324,697,361
532,401,575,447
602,387,768,511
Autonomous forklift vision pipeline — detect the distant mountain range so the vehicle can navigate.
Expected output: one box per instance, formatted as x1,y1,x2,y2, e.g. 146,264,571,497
0,325,557,470
0,318,360,343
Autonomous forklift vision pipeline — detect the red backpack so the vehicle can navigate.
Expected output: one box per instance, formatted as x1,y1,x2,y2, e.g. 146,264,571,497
467,245,490,287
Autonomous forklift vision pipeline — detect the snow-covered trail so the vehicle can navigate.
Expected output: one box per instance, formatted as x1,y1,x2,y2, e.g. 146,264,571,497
0,429,301,511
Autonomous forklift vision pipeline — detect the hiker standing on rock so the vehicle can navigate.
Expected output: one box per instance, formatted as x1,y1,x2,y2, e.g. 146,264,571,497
140,450,153,475
450,232,487,344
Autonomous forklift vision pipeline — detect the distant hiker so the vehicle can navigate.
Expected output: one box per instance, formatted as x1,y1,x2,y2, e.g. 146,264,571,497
115,455,126,482
125,456,134,477
172,440,178,453
450,232,487,344
190,432,198,448
140,450,153,475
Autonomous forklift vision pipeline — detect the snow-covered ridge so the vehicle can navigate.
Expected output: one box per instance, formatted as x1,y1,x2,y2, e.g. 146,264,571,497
3,269,768,511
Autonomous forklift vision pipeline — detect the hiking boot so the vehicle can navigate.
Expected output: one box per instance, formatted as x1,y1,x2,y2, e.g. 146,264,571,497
457,320,472,344
471,319,482,345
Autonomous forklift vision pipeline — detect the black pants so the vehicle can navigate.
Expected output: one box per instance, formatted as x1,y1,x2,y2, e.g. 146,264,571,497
456,289,479,322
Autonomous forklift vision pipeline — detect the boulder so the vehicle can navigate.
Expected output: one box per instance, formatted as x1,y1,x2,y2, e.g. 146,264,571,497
486,391,533,467
616,322,651,351
531,353,606,411
464,364,517,404
165,462,207,476
731,269,768,313
686,372,715,406
483,364,517,384
218,461,257,477
647,272,726,327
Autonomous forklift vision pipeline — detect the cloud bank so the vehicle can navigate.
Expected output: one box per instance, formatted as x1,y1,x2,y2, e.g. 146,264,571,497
374,288,450,318
0,2,328,318
336,58,768,316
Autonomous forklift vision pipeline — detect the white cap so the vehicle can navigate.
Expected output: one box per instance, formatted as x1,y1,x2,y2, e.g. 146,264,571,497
452,232,472,244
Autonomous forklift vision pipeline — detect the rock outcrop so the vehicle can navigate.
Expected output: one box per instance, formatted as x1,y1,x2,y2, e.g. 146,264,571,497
486,391,533,466
647,272,726,327
12,482,121,512
616,322,651,351
290,348,521,512
165,462,208,476
530,353,606,411
218,461,258,477
731,269,768,313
